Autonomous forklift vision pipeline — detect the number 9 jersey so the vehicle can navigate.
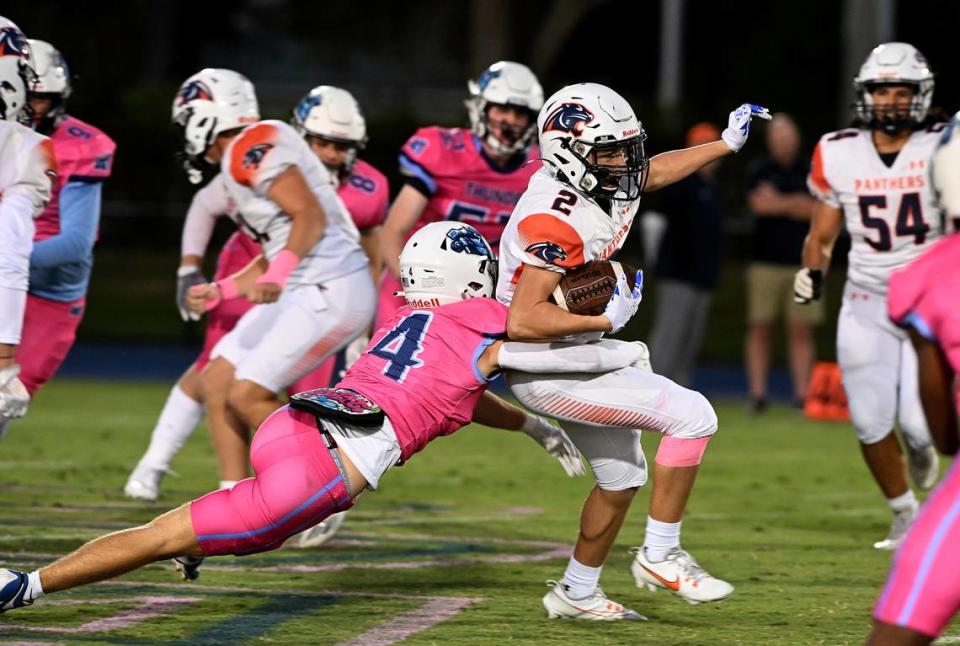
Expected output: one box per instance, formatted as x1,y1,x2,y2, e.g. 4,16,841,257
807,124,946,294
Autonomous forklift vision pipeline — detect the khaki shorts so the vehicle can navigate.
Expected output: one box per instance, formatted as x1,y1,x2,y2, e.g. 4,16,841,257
747,262,824,325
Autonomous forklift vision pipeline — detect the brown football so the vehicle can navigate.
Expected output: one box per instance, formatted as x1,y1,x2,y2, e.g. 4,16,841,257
549,260,639,316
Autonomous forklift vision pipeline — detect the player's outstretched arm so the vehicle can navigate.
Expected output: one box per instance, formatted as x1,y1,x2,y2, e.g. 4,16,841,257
381,186,429,280
646,104,770,192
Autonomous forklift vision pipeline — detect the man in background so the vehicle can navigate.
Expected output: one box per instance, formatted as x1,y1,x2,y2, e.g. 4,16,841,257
647,122,724,387
744,113,818,412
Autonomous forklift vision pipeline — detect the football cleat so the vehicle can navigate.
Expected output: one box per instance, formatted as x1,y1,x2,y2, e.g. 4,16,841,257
874,503,918,551
542,580,646,621
172,556,204,581
905,443,939,491
294,510,350,548
124,462,173,502
630,546,734,605
0,569,31,612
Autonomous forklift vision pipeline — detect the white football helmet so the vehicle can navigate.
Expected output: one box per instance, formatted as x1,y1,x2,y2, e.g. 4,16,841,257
172,68,259,183
399,222,497,308
27,39,70,132
931,112,960,224
538,82,649,203
0,16,35,123
292,85,367,173
466,61,544,156
854,42,934,133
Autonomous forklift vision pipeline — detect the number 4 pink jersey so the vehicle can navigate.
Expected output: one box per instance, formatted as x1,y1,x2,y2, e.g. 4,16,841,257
888,234,960,411
337,298,507,463
808,125,945,294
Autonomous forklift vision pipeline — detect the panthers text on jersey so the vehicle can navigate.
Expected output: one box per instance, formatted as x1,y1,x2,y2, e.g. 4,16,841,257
496,167,638,306
808,125,946,294
398,126,540,249
221,120,367,286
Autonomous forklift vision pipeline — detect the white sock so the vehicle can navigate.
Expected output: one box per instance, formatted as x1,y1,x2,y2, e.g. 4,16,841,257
643,516,682,562
139,385,204,471
887,490,918,513
26,570,44,601
560,556,602,600
219,480,238,490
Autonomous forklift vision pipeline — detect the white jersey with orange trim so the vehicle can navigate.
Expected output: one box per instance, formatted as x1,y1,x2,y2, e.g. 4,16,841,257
497,167,638,305
220,119,366,286
807,125,946,295
0,121,55,218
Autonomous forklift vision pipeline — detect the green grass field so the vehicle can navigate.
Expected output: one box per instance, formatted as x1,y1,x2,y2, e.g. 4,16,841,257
0,379,955,645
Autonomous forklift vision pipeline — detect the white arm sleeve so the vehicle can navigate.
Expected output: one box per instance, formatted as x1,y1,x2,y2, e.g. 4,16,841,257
181,176,230,258
498,339,644,374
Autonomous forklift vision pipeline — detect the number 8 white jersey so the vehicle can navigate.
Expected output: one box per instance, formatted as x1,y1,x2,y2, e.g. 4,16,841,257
497,167,638,306
807,125,945,295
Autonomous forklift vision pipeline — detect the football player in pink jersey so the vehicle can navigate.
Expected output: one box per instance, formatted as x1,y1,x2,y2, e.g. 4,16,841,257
497,83,769,618
869,114,960,645
9,39,115,407
377,60,543,330
795,43,946,550
124,84,389,501
0,18,56,436
0,222,622,611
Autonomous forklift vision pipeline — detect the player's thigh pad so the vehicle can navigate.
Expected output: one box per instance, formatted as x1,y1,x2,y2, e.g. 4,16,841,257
218,270,375,392
507,367,717,439
896,337,933,448
561,421,646,490
190,407,354,556
836,287,905,444
873,460,960,637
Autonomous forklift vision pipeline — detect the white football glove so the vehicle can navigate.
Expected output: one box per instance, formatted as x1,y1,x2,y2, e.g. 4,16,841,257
793,268,823,304
721,103,772,152
522,414,585,477
176,266,208,321
343,334,369,370
601,269,644,334
0,365,30,420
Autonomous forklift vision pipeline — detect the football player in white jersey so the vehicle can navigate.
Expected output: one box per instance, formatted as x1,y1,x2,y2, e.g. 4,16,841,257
498,83,769,619
0,17,55,434
794,42,945,550
172,69,377,487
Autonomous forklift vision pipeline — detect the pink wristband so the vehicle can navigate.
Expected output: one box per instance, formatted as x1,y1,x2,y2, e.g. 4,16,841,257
256,249,299,287
217,277,240,300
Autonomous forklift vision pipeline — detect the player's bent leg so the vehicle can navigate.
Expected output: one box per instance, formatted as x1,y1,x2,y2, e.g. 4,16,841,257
15,295,85,396
191,407,360,557
202,357,250,483
227,379,281,430
872,461,960,641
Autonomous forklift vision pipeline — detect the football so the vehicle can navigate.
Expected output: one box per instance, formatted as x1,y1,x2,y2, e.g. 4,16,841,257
549,260,639,316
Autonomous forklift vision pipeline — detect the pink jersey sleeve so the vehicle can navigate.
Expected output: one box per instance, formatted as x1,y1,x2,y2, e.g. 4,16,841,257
338,159,389,230
228,122,295,194
51,117,115,183
398,126,454,195
888,235,960,372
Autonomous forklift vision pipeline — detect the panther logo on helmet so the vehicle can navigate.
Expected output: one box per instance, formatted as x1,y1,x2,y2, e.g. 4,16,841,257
176,80,214,107
543,103,594,135
242,143,274,170
525,241,568,264
445,227,492,256
295,93,322,125
0,27,28,58
475,67,502,91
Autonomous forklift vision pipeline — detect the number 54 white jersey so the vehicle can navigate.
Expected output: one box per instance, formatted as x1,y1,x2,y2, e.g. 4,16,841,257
807,125,945,295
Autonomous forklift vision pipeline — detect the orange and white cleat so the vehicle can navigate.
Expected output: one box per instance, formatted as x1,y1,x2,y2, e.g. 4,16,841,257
630,546,734,605
542,580,646,621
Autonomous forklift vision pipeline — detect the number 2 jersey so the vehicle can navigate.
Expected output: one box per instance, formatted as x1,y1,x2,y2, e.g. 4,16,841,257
497,166,639,305
220,119,367,286
337,298,507,463
808,125,945,295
